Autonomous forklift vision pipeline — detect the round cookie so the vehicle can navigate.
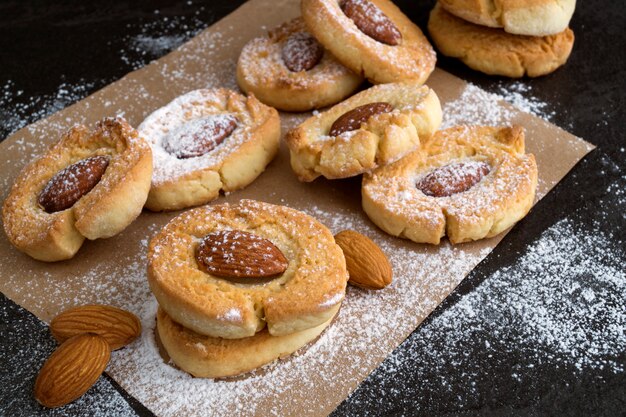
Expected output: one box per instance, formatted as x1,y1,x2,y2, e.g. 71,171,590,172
147,199,348,339
428,3,574,78
237,17,363,112
439,0,576,36
362,126,538,244
285,82,442,182
138,88,280,211
302,0,436,84
2,117,152,262
157,305,338,378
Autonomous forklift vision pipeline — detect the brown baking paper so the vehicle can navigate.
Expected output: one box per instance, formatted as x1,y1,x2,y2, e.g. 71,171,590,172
0,0,594,415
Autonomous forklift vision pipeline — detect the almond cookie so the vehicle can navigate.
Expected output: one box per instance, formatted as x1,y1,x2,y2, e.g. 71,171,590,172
285,82,442,181
147,199,348,339
302,0,436,84
362,126,538,244
236,17,363,112
157,305,338,378
138,89,280,211
439,0,576,36
2,118,152,261
428,3,574,78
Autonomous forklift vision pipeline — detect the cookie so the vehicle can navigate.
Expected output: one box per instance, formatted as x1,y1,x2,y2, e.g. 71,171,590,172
428,3,574,78
362,126,538,244
236,17,363,112
285,82,442,182
2,118,152,261
302,0,436,84
157,305,338,378
147,200,348,339
138,88,280,211
439,0,576,36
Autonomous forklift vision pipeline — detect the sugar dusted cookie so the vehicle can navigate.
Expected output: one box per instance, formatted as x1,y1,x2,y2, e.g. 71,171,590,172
285,82,442,181
138,88,280,211
147,200,348,339
362,126,538,244
439,0,576,36
428,3,574,78
237,17,363,112
2,118,152,261
302,0,436,84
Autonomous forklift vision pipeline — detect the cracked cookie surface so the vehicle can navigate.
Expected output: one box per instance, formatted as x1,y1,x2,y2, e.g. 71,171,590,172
285,82,442,181
362,126,538,244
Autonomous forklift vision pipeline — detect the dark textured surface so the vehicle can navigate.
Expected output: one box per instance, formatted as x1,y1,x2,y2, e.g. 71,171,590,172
0,1,624,416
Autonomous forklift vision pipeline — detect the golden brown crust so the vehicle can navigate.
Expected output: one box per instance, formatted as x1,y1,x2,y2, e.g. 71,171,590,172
2,117,153,261
362,126,538,244
147,200,348,339
302,0,436,84
236,18,363,112
284,82,442,181
157,305,338,378
439,0,576,36
138,89,281,211
428,3,574,78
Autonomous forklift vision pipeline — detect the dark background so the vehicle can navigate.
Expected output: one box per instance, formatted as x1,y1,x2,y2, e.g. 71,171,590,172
0,1,624,416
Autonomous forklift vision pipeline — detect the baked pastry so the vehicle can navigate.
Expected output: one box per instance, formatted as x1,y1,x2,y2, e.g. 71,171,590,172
285,82,442,182
157,305,338,378
302,0,436,84
138,89,280,211
147,199,348,339
428,3,574,78
362,126,538,244
2,118,152,261
439,0,576,36
236,17,363,112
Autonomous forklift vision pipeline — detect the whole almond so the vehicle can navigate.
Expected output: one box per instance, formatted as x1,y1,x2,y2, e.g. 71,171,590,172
282,32,324,72
163,114,238,159
417,160,491,197
341,0,402,46
196,230,289,278
50,305,142,350
34,333,110,408
329,102,394,136
335,230,392,290
38,155,109,213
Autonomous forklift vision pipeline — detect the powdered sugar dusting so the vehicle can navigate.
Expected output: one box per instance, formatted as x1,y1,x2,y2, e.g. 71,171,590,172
342,217,625,412
72,206,491,417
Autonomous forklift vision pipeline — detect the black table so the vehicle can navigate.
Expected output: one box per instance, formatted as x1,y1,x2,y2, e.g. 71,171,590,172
0,1,624,416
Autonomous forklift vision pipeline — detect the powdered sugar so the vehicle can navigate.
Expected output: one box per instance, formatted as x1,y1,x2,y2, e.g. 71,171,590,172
342,217,625,412
104,206,494,416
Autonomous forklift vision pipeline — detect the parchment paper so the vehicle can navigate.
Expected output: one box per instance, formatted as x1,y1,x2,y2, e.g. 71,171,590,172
0,0,594,415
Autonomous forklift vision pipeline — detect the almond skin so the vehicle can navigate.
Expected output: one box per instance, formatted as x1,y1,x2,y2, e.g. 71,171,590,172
34,333,110,408
38,155,109,213
50,305,141,351
162,114,238,159
341,0,402,46
417,160,491,197
334,230,392,290
282,32,324,72
196,230,289,279
329,102,394,136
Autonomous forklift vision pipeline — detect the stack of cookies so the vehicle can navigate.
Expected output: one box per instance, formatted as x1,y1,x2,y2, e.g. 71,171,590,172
147,200,349,378
428,0,576,77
